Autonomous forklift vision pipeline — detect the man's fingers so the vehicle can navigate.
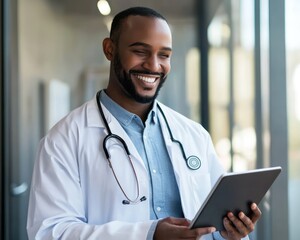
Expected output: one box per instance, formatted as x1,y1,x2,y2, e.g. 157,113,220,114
165,217,190,226
194,227,216,236
250,203,262,224
238,212,255,232
154,217,216,240
226,212,250,237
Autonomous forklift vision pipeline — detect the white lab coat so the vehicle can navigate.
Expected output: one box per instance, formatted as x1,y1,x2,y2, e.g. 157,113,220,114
27,96,231,240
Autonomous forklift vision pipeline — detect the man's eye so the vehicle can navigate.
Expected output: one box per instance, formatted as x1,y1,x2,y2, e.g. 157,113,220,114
133,50,147,55
160,53,170,59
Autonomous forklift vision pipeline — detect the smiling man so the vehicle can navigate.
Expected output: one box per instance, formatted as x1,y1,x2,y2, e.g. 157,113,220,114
27,7,261,240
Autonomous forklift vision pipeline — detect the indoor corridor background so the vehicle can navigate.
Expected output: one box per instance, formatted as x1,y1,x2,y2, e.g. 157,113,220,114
1,0,299,239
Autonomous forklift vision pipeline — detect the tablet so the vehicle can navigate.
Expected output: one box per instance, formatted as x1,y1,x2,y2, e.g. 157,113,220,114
189,166,282,231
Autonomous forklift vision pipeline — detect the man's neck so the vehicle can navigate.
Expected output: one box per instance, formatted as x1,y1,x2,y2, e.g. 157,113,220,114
104,89,153,122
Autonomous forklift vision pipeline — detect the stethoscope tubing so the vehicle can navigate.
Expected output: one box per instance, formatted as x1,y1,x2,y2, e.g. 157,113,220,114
96,91,142,204
96,90,201,204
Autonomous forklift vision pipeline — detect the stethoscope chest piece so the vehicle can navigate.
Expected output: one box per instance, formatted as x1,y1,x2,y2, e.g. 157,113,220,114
157,104,201,171
187,156,201,170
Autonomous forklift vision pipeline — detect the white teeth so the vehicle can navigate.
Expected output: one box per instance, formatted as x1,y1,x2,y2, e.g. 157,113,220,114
136,75,156,83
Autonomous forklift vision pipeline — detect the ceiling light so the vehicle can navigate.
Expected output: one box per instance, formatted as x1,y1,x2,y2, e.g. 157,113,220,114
97,0,111,16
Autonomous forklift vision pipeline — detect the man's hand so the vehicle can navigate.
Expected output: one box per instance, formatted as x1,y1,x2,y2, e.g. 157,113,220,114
154,217,216,240
220,203,262,240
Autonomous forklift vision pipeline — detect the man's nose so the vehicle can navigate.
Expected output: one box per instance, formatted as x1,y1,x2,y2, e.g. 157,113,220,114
142,55,161,72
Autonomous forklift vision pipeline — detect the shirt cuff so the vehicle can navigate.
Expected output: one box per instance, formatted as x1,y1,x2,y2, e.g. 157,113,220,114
212,231,250,240
146,220,159,240
212,231,225,240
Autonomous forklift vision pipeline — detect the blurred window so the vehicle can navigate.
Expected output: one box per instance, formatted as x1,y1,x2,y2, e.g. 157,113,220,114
208,0,256,172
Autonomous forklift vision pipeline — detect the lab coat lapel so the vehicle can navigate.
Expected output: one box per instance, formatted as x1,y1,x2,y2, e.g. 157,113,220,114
157,103,182,170
157,103,198,220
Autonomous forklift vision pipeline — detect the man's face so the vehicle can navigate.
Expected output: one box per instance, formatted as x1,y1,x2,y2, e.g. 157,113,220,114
111,16,172,104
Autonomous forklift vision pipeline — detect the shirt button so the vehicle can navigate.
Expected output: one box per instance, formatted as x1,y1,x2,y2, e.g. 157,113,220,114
152,169,157,173
156,207,161,212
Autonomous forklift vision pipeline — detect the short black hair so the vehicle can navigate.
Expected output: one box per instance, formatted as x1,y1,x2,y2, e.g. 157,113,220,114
110,7,168,43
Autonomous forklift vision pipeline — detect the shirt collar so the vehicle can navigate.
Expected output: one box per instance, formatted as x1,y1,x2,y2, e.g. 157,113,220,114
99,90,158,126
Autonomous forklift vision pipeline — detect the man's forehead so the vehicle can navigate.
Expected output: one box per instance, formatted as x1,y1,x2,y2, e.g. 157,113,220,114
121,15,170,33
118,15,172,46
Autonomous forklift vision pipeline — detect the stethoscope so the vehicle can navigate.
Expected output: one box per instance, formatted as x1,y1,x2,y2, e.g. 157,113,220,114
96,91,201,205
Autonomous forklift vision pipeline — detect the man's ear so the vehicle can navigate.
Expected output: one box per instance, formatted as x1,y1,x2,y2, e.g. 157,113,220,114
102,38,114,61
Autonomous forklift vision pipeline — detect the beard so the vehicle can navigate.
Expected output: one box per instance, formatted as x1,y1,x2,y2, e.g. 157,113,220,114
113,53,167,104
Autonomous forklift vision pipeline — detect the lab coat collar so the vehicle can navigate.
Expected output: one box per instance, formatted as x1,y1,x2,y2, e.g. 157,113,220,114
85,96,107,128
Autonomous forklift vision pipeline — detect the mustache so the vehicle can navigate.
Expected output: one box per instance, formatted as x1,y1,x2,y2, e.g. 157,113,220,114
129,69,165,78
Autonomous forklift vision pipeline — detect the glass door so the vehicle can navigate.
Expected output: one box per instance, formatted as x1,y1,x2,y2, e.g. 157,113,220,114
2,0,30,239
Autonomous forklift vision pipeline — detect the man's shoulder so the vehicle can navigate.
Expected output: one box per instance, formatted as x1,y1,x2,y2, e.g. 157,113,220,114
46,97,96,136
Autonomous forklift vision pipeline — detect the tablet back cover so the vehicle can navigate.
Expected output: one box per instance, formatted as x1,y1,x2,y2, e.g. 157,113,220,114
189,166,281,230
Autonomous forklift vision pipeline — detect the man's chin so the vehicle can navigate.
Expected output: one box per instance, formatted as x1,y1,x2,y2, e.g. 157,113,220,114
131,92,156,104
134,96,155,104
